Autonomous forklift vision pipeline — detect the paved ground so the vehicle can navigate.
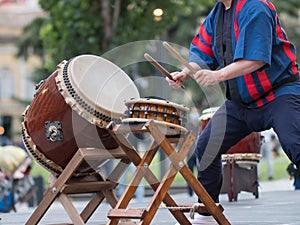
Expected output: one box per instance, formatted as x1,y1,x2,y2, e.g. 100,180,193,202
1,179,299,225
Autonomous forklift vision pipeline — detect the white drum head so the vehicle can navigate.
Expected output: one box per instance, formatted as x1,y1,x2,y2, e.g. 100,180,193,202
68,54,140,117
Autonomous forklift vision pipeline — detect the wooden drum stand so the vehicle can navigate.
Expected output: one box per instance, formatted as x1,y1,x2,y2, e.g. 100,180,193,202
24,120,230,225
105,120,230,225
24,147,131,225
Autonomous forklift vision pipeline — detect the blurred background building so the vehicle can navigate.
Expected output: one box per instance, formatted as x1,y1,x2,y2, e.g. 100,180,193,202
0,0,44,144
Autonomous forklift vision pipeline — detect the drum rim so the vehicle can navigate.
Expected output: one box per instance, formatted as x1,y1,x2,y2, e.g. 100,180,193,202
21,121,63,176
68,54,140,114
21,121,95,177
222,153,262,158
221,153,262,164
56,59,118,127
121,118,188,136
199,107,220,121
124,98,190,112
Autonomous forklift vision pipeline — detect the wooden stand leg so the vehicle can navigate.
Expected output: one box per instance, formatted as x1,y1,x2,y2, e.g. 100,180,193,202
59,193,86,225
105,120,231,225
25,150,85,225
146,121,231,225
25,147,129,225
139,135,192,225
107,126,191,225
80,192,106,222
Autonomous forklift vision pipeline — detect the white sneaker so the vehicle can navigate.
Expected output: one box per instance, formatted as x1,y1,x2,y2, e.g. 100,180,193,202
191,214,218,225
174,214,218,225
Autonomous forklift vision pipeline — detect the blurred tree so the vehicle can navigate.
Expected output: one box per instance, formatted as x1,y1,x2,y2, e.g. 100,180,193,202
16,0,299,108
284,17,300,62
35,0,216,74
272,0,300,17
15,0,216,107
15,17,49,83
16,17,45,62
273,0,300,63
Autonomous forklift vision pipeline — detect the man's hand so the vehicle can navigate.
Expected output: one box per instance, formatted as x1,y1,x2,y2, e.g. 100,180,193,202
166,70,190,89
193,70,220,86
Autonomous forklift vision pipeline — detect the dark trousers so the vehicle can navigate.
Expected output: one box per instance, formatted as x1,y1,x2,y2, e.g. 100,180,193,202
195,94,300,203
187,154,197,196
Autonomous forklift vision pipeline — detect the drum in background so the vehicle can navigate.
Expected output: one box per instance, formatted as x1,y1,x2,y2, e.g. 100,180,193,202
123,98,189,136
200,107,262,201
222,153,262,166
199,107,261,154
22,55,140,176
199,107,219,132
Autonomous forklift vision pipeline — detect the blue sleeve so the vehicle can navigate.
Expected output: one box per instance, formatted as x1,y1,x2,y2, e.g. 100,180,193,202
188,10,219,70
234,3,273,67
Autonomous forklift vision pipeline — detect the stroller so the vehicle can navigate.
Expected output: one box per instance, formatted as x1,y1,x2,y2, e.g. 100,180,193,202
0,145,36,212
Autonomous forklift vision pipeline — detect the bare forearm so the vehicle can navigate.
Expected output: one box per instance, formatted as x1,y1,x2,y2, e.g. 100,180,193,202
169,59,266,88
217,59,266,82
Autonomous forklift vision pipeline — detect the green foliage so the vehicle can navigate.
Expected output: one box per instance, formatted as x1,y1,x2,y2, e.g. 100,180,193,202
258,149,291,181
35,0,217,73
39,0,103,71
272,0,300,17
272,0,300,62
30,161,51,186
167,0,215,47
17,0,300,107
15,17,45,60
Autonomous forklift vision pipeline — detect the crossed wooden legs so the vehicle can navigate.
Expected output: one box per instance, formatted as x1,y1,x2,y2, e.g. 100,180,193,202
24,120,231,225
107,120,230,225
25,148,130,225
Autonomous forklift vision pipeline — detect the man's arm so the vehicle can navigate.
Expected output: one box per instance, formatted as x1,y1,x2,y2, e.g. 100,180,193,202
193,59,266,86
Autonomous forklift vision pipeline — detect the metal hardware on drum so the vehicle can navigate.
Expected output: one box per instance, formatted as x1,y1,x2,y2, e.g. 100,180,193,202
45,121,63,142
21,125,62,175
34,79,46,97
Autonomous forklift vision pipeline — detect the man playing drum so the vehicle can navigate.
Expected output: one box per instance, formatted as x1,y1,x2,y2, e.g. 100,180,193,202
166,0,300,224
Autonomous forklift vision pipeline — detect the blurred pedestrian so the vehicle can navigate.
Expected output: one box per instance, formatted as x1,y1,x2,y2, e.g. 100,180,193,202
260,129,277,180
0,135,12,146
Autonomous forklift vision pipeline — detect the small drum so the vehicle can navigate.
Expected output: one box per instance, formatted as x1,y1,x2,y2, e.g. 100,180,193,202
199,107,219,132
22,55,140,176
123,98,189,135
199,107,261,154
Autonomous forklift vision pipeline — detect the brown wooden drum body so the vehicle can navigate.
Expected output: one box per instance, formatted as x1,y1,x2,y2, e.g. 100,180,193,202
22,70,118,175
22,55,140,176
123,98,189,135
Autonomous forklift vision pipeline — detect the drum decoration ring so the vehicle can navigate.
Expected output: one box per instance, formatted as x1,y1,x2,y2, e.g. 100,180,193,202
123,98,189,136
222,153,262,165
56,59,115,128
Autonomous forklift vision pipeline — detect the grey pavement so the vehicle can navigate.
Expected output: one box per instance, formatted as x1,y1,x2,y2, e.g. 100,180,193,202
1,179,299,225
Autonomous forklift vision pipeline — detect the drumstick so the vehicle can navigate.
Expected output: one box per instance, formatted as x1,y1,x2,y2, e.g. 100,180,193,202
162,41,218,94
144,53,185,89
